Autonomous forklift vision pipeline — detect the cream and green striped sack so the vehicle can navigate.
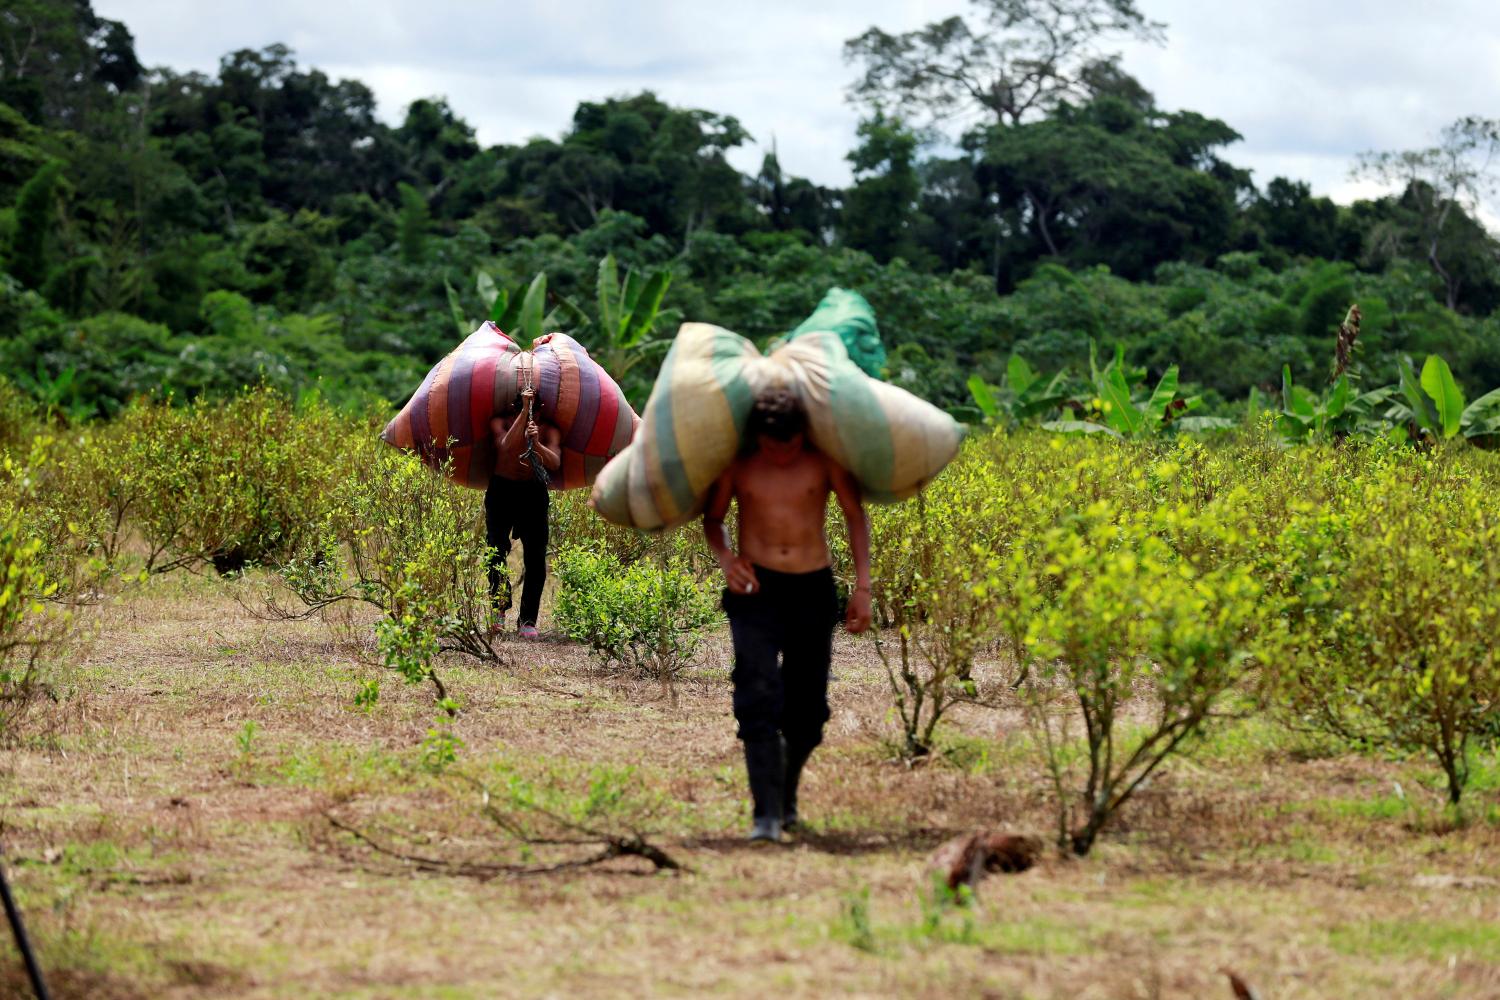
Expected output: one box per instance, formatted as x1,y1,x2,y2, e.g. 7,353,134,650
590,322,963,531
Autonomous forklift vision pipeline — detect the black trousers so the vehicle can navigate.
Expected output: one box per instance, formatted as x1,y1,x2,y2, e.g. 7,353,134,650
485,476,549,627
723,566,837,750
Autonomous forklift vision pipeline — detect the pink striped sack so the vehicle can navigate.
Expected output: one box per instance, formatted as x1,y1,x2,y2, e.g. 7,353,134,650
380,323,638,490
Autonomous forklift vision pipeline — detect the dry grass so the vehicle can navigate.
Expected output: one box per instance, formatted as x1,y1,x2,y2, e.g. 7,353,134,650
2,571,1499,998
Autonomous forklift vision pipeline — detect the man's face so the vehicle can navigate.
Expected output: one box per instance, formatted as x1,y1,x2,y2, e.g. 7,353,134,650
756,432,805,465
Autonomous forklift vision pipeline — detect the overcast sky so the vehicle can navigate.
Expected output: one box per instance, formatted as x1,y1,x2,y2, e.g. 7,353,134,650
95,0,1500,204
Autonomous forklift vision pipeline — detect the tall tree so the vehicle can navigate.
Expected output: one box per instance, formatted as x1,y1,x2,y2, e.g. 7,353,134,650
754,145,835,241
981,96,1242,278
508,92,754,242
913,154,992,273
187,45,395,213
1354,116,1500,310
0,98,48,193
9,158,62,289
756,147,790,230
1249,177,1343,259
90,17,140,93
398,97,480,190
841,113,928,265
0,1,139,124
397,182,429,265
844,0,1163,130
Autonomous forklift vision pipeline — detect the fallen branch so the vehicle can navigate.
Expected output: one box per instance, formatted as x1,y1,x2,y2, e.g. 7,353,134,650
325,812,686,879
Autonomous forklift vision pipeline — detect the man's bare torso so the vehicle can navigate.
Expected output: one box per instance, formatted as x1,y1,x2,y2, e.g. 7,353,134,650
726,446,833,573
492,413,560,481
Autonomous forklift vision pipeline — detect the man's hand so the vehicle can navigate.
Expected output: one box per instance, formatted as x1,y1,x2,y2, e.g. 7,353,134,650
719,554,759,595
526,419,539,441
845,587,872,634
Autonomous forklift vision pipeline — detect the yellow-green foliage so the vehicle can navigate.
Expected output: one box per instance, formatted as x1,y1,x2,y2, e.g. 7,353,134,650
1009,495,1271,854
116,387,359,573
866,426,1500,850
1274,445,1500,804
10,385,1500,836
278,437,500,669
0,442,72,740
23,386,365,576
0,377,42,456
552,545,722,681
866,438,1058,759
550,490,715,575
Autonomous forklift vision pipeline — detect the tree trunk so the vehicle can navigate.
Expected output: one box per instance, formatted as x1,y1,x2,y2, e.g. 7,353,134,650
1026,189,1061,256
1429,239,1459,311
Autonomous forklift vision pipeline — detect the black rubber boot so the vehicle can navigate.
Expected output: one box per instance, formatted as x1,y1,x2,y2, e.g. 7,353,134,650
782,738,817,832
743,738,785,843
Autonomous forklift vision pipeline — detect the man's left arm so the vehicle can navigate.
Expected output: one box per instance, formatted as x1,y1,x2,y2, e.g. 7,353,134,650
829,461,872,633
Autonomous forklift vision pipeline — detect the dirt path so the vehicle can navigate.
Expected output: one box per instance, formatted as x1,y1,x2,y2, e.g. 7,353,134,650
2,573,1499,998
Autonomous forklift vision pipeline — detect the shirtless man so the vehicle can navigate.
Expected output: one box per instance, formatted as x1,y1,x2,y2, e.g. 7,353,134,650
486,383,562,639
703,384,872,843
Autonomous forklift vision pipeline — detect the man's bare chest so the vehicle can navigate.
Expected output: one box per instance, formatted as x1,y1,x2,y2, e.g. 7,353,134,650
734,463,829,511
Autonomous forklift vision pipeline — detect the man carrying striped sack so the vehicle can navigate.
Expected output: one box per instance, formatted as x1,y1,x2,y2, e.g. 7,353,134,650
487,380,561,640
703,385,873,843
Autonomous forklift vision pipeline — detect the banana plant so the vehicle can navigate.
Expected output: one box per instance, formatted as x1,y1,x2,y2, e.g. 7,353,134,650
594,254,670,350
582,253,672,386
1277,366,1396,445
967,354,1073,427
1387,354,1500,444
1045,342,1227,438
15,364,93,424
448,270,584,349
1460,388,1500,445
484,252,669,403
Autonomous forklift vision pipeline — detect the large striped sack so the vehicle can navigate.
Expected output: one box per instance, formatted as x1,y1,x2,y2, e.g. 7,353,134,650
380,323,638,491
590,322,962,531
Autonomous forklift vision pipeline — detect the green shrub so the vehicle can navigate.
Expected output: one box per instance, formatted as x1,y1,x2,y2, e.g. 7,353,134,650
274,439,501,687
0,431,114,604
1008,496,1272,855
867,450,1019,761
1276,448,1500,805
553,545,721,683
0,377,40,455
871,429,1286,850
0,443,75,742
61,387,361,575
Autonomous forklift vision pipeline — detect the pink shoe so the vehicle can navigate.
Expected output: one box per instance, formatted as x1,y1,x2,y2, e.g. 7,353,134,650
488,618,506,638
518,624,540,640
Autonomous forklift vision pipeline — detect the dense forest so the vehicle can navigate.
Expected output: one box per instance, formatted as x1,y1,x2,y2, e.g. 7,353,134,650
3,0,1500,418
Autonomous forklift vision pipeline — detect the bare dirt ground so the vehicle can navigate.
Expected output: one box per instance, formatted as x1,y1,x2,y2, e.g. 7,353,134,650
3,571,1499,999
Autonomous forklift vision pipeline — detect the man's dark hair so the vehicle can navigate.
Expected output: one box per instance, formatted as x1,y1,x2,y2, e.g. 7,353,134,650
747,385,806,442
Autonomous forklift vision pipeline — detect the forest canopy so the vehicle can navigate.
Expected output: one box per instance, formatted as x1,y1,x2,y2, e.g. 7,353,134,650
2,0,1499,418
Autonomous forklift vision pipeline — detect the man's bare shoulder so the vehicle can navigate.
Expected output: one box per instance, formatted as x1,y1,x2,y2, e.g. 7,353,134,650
798,448,849,489
817,448,849,474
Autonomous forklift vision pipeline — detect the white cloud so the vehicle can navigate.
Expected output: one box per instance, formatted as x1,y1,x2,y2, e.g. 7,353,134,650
95,0,1500,199
1116,0,1500,206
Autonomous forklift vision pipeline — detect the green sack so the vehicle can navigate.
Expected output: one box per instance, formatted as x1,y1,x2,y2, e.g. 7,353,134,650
785,287,886,379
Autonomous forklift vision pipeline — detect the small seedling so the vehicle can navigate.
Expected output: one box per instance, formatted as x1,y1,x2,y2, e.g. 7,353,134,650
353,678,380,712
838,886,877,953
236,720,260,757
422,700,464,773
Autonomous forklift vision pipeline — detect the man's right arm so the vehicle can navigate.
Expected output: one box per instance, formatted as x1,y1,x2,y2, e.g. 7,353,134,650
704,471,758,594
493,411,526,456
